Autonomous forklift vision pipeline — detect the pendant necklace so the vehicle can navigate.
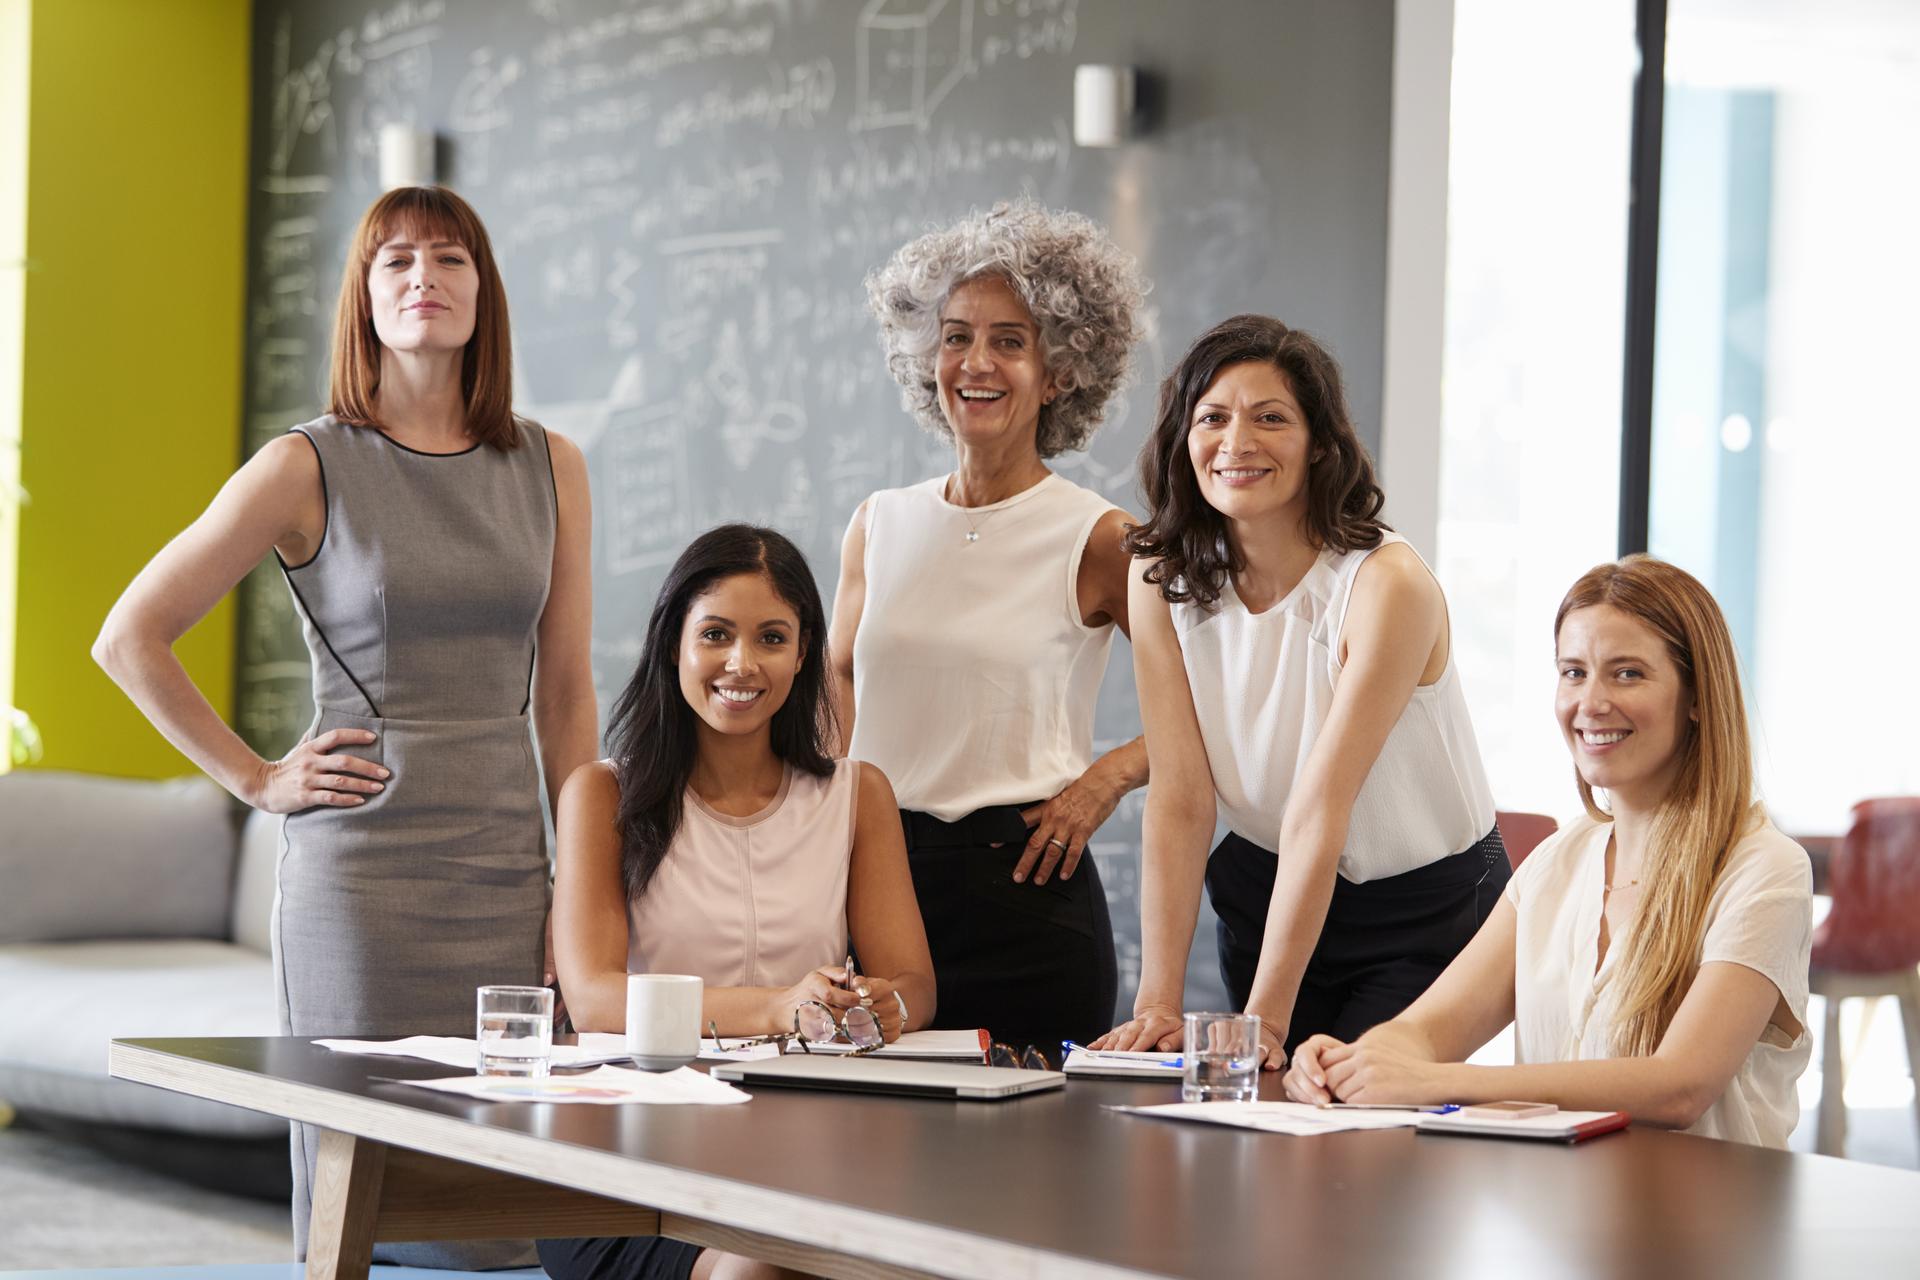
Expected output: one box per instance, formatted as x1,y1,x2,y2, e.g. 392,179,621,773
1602,831,1640,894
948,479,1004,545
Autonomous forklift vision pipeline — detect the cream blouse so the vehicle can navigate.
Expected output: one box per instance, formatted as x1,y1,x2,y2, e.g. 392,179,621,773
1505,812,1812,1148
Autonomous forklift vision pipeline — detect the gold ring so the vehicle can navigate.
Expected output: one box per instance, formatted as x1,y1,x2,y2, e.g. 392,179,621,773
1047,838,1067,850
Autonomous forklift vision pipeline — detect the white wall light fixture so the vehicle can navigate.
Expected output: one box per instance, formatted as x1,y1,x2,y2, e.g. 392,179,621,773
378,124,437,190
1073,65,1137,147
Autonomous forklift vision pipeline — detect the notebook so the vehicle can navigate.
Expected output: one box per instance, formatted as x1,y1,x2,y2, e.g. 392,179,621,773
709,1054,1063,1100
786,1029,990,1060
1417,1109,1630,1143
1062,1047,1184,1080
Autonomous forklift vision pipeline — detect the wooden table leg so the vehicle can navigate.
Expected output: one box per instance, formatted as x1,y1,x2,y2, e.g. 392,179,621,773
301,1130,659,1277
307,1128,387,1280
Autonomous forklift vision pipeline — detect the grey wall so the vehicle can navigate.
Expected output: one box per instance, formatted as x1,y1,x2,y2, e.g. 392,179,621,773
237,0,1395,1017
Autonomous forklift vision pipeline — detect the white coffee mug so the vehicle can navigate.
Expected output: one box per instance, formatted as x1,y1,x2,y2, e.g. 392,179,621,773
625,973,703,1071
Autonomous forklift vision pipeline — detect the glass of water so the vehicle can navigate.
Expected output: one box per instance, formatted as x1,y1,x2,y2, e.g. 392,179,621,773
1182,1012,1260,1103
476,985,554,1079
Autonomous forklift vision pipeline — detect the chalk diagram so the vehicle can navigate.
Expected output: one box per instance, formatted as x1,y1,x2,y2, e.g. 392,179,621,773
695,321,808,471
604,401,693,578
853,0,975,131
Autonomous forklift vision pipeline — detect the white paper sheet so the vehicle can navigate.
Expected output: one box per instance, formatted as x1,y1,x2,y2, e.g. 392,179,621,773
388,1064,751,1105
1112,1101,1427,1135
316,1034,783,1068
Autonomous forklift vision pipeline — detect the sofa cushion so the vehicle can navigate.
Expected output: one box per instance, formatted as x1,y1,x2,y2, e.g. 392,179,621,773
0,939,283,1137
230,809,282,955
0,772,237,944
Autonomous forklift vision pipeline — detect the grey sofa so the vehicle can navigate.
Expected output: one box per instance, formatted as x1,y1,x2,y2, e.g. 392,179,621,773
0,769,283,1140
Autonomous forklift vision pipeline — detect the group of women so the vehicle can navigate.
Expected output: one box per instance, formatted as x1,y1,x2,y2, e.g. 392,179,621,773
95,186,1812,1280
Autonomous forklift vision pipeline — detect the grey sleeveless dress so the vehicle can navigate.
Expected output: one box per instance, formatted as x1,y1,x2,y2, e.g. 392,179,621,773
273,415,553,1269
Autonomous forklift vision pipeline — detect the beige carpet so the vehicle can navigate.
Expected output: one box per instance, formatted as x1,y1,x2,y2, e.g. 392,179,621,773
0,1122,290,1270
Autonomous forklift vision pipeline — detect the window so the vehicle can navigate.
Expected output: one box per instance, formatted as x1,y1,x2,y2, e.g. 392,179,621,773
1650,0,1920,832
1439,0,1638,820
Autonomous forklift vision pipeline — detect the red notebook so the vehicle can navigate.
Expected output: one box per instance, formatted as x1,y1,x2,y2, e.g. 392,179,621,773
1417,1109,1631,1143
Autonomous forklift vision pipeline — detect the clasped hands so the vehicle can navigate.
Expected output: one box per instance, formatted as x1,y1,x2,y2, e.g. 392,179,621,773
769,965,909,1042
1281,1034,1446,1104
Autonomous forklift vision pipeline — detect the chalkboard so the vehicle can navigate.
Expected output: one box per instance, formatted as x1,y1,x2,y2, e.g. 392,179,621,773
237,0,1395,1018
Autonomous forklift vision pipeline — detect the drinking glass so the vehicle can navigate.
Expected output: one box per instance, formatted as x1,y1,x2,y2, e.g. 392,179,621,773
1182,1012,1260,1103
476,985,554,1079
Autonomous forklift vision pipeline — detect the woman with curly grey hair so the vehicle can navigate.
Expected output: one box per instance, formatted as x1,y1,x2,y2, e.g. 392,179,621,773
827,199,1148,1052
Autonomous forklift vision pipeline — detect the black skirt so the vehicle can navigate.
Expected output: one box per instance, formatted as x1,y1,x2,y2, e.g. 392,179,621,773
1206,827,1511,1055
901,804,1120,1054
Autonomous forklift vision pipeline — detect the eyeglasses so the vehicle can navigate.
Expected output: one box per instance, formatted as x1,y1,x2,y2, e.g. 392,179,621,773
708,1000,885,1057
988,1041,1054,1071
793,999,884,1054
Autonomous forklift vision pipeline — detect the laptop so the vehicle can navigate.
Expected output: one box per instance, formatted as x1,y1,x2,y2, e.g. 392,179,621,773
709,1053,1064,1101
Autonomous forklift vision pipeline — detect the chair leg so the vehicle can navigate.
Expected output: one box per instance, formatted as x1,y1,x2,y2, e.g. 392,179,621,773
1817,994,1848,1158
1851,995,1884,1063
1899,973,1920,1160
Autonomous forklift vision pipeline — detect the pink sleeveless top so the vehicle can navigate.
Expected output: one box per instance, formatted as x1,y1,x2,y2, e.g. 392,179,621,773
626,760,859,987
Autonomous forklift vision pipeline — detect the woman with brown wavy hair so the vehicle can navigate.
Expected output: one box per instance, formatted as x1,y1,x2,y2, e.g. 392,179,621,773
1283,557,1812,1147
96,186,595,1263
1094,315,1505,1069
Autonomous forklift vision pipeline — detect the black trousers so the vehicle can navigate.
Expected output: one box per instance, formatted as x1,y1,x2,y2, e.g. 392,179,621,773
1206,827,1510,1055
902,804,1120,1053
536,1235,699,1280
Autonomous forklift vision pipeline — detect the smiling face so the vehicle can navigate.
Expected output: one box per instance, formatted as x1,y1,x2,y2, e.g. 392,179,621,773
1186,359,1316,526
366,224,480,355
676,571,804,741
934,275,1055,451
1555,604,1697,814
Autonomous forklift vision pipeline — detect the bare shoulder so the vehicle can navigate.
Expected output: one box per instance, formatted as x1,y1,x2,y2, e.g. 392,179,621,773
559,759,622,812
845,497,871,545
836,498,872,585
1127,550,1175,603
855,759,899,811
541,428,590,492
247,431,323,487
542,425,587,471
1086,508,1137,563
1351,541,1443,614
1095,506,1137,541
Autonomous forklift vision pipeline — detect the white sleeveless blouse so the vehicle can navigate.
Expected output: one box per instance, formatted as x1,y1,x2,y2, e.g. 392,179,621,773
626,761,858,987
1170,534,1496,883
849,473,1118,820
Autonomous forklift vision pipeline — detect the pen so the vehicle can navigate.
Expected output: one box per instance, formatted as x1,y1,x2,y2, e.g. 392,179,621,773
1318,1102,1460,1113
1062,1041,1184,1068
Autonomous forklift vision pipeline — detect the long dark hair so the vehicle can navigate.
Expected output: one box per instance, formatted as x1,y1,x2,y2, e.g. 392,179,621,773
1125,315,1386,606
604,525,837,900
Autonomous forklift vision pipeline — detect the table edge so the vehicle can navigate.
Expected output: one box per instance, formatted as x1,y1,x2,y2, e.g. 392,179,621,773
109,1039,1156,1280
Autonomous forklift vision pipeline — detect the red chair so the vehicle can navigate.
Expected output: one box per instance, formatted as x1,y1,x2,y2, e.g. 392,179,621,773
1808,797,1920,1158
1495,811,1559,871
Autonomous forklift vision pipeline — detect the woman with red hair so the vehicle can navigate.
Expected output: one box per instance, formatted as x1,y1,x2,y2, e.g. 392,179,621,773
96,186,596,1262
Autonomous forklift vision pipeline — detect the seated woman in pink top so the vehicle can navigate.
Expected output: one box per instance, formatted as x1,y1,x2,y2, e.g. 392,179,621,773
1281,557,1812,1147
549,524,935,1280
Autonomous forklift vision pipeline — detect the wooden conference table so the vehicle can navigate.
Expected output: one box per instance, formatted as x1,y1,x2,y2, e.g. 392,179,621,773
111,1037,1917,1280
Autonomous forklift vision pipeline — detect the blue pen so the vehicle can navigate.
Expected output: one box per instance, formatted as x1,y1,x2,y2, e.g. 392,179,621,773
1062,1040,1183,1069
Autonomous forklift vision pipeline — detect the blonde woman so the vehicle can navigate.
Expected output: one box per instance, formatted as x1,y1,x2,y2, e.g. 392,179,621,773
1283,556,1813,1147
